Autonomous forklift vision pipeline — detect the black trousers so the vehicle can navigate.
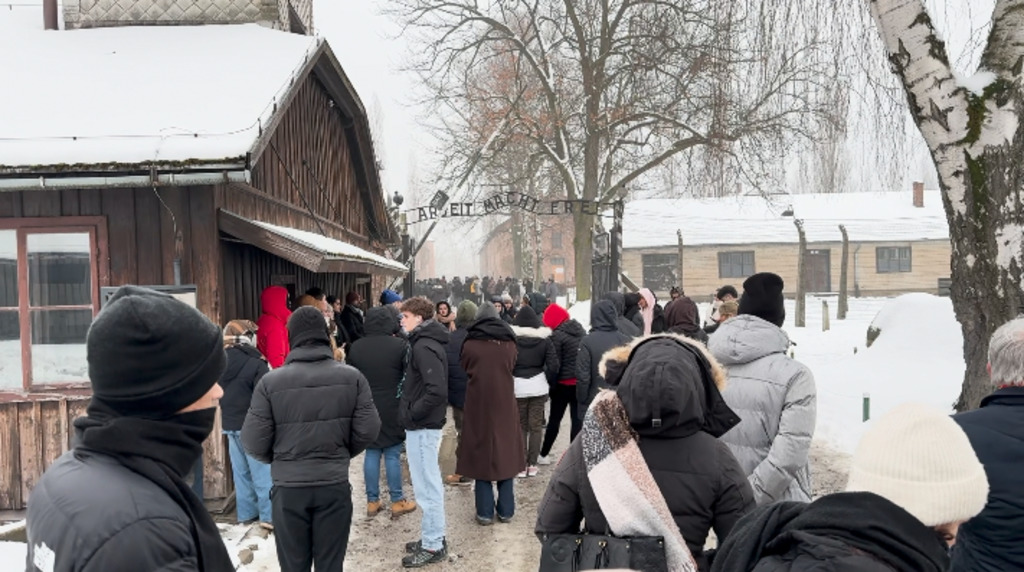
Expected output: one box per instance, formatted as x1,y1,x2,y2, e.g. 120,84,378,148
272,483,353,572
540,383,581,457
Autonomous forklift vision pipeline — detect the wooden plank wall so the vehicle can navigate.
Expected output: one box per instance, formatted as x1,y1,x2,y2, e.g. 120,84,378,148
0,398,87,510
0,187,230,504
250,75,371,239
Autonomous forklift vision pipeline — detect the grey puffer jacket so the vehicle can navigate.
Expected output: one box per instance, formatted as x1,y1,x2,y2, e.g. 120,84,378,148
708,315,816,504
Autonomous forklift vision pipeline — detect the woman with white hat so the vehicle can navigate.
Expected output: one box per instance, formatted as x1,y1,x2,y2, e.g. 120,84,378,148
712,402,990,571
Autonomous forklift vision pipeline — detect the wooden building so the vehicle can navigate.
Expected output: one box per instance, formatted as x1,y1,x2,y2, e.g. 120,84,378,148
0,11,401,509
622,185,951,300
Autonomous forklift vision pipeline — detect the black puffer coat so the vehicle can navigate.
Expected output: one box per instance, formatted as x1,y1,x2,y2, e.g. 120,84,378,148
542,304,586,383
242,343,381,487
536,335,754,571
576,300,631,417
401,320,450,430
951,387,1024,571
348,307,409,449
446,327,470,409
26,450,207,571
219,344,268,431
712,492,950,572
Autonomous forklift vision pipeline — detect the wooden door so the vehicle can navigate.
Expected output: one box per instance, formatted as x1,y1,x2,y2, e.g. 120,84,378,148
805,249,831,292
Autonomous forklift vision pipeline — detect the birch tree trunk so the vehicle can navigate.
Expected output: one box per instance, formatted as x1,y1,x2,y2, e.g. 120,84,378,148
868,0,1024,410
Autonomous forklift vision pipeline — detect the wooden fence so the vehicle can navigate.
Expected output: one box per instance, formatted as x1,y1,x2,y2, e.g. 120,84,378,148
0,396,230,511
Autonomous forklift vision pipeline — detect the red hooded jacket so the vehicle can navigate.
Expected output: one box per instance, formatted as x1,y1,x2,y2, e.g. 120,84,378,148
257,285,292,368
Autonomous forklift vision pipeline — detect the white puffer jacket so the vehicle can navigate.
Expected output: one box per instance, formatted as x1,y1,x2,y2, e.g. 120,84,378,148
708,314,816,504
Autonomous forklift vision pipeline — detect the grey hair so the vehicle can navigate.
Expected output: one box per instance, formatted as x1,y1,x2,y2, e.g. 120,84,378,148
988,318,1024,388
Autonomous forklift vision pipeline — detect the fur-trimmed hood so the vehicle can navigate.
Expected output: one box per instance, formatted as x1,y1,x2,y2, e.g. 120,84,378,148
511,325,552,339
604,333,739,438
599,333,727,391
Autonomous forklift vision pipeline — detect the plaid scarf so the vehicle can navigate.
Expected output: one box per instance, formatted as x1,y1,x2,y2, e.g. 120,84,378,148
581,390,697,572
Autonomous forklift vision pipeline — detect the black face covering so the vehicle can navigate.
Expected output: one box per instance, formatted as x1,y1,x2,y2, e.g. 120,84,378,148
74,400,233,571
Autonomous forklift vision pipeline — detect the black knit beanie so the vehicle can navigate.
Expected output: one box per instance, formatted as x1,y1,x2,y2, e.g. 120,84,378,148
737,273,786,327
87,285,226,417
288,306,331,349
513,305,542,328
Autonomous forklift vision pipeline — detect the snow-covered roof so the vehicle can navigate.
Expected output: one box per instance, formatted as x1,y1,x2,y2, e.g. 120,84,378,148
623,191,949,248
0,11,318,168
251,220,408,273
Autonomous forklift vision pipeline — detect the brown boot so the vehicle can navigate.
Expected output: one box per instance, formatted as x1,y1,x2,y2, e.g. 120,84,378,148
390,499,418,519
367,500,383,518
444,474,472,486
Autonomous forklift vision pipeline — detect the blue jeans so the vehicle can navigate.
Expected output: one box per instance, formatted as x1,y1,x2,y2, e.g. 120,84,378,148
225,430,272,523
406,429,445,551
475,479,514,520
364,442,405,503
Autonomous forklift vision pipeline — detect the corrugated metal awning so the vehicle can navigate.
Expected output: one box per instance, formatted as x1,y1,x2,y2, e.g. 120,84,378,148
218,210,407,276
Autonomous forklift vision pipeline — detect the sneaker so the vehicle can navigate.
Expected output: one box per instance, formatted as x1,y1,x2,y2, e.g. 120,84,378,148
405,539,447,554
527,466,539,477
516,470,528,479
537,455,553,466
476,515,494,526
258,521,274,532
444,474,472,486
402,544,447,568
497,514,513,524
391,499,418,519
367,500,382,518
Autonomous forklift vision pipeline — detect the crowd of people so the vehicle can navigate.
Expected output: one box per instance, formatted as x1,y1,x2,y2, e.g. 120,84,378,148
413,275,562,307
21,271,1024,572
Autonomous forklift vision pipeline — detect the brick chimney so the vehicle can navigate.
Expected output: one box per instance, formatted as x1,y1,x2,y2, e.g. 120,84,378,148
913,181,924,208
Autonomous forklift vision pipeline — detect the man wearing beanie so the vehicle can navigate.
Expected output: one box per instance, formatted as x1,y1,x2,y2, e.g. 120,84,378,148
950,317,1024,571
713,402,988,571
242,306,381,572
707,272,816,505
26,286,235,572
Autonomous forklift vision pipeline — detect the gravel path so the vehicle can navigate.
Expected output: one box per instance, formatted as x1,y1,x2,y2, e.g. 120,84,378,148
226,408,852,571
344,407,570,571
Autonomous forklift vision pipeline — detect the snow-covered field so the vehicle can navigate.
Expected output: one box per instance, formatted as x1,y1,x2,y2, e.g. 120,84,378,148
0,294,965,570
567,293,963,454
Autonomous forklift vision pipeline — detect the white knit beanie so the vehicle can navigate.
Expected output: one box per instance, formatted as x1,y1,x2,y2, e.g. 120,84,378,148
846,402,989,527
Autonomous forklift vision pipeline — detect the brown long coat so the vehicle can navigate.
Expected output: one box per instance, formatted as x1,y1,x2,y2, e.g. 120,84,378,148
457,315,525,481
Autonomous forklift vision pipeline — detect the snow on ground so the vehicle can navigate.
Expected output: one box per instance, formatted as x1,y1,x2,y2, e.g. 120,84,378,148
776,293,963,454
0,541,24,569
567,299,591,330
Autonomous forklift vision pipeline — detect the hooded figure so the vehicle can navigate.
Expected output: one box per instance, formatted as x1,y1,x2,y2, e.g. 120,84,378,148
539,303,588,460
459,303,524,522
257,285,292,368
348,307,409,451
528,291,550,316
664,295,709,344
623,292,642,323
536,335,755,571
602,291,641,337
712,403,988,572
347,306,416,519
633,288,658,335
26,286,235,572
708,273,816,505
576,300,631,418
